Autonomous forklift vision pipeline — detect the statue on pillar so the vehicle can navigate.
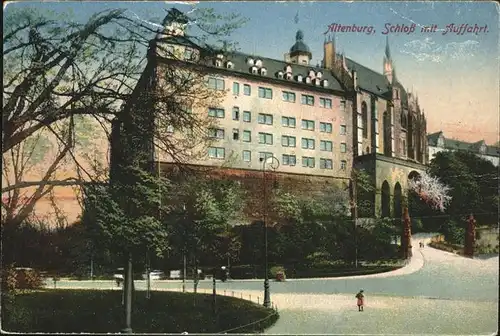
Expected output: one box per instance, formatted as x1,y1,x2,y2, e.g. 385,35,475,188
464,214,476,258
401,207,412,260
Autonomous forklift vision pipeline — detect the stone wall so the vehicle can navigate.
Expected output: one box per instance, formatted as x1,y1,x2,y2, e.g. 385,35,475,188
160,163,350,224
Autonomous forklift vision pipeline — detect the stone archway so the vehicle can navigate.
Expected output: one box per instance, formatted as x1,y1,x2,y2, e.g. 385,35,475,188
393,182,403,220
381,180,391,218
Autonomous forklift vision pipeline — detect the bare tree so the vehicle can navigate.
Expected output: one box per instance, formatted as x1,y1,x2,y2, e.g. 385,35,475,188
2,6,247,225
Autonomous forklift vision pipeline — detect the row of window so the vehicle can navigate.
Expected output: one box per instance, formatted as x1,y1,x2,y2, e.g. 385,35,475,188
209,77,346,109
208,108,348,135
209,128,348,152
208,147,348,170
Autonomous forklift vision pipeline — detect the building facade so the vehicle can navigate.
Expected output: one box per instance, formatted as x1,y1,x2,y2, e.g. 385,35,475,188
123,8,430,220
428,131,500,166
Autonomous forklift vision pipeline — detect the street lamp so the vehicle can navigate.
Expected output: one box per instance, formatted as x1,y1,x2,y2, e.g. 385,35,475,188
259,155,279,308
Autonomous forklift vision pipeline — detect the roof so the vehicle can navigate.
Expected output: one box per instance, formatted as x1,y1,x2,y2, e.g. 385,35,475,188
290,30,312,57
345,58,391,98
427,131,443,146
217,51,344,92
157,35,345,93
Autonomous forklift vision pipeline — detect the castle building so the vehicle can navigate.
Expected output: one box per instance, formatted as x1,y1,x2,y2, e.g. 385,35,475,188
120,8,429,220
428,131,500,167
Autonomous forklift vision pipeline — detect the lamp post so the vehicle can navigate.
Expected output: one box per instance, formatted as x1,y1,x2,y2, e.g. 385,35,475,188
260,155,279,308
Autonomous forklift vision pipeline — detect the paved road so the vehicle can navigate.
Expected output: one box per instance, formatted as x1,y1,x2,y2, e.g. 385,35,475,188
50,233,499,334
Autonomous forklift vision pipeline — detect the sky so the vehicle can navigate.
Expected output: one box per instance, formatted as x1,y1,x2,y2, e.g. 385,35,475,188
4,1,500,145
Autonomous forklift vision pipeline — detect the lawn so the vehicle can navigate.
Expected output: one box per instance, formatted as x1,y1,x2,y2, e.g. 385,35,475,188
2,289,279,333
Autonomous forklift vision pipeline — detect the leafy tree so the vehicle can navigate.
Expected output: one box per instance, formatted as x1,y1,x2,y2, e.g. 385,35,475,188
428,151,498,225
165,176,245,292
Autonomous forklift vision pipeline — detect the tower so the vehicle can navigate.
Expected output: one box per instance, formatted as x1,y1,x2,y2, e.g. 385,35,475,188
383,36,393,84
159,8,189,37
287,30,312,65
323,34,336,69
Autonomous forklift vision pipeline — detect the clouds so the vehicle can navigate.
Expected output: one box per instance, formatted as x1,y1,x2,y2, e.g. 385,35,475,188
399,37,480,62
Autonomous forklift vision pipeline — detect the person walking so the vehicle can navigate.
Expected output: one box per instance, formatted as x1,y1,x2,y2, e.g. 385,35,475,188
355,290,365,312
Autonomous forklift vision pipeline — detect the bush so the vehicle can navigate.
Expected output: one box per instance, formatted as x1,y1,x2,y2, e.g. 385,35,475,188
269,266,285,279
1,265,18,292
412,219,424,232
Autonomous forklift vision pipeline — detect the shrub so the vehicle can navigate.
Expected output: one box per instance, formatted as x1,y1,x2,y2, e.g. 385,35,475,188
269,266,285,279
1,265,18,292
412,219,424,232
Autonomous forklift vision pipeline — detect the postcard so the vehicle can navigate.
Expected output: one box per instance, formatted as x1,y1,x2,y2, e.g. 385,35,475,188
2,1,498,335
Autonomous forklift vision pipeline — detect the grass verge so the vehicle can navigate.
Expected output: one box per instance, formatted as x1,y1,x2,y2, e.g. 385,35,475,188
2,289,278,333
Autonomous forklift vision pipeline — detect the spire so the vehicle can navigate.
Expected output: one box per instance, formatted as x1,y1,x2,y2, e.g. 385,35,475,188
385,35,391,60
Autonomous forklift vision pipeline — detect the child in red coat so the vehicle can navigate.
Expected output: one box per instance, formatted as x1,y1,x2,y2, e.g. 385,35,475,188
355,290,365,311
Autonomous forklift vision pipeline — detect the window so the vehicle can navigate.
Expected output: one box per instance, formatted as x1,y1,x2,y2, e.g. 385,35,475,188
208,108,224,118
258,113,273,125
282,154,296,166
301,119,315,131
233,82,240,95
302,157,315,168
301,94,314,106
242,130,251,142
340,142,347,153
242,150,251,162
301,138,315,150
232,107,240,120
362,102,368,138
281,135,296,147
243,111,251,122
184,48,193,60
208,147,225,159
282,91,296,103
208,128,225,139
319,98,332,108
258,87,273,99
259,152,273,161
320,158,333,169
340,125,347,135
258,132,273,145
340,160,347,170
320,140,333,152
340,100,346,113
243,84,251,96
207,77,225,90
251,66,258,74
282,117,296,128
233,129,239,141
320,122,332,133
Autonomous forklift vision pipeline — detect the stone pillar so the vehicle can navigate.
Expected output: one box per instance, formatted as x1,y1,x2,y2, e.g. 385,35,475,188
401,207,412,259
464,214,476,258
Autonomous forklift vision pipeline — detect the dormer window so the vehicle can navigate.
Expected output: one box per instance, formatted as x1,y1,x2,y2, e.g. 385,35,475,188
216,54,224,59
277,71,284,79
247,57,255,66
296,75,303,82
286,73,293,80
215,59,223,67
315,78,321,86
255,59,263,67
316,71,323,79
260,67,267,76
308,70,315,78
251,66,258,74
322,79,329,87
305,77,312,84
285,65,292,73
226,61,234,69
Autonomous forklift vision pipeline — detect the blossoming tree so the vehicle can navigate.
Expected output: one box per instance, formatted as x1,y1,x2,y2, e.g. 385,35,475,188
402,171,453,259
